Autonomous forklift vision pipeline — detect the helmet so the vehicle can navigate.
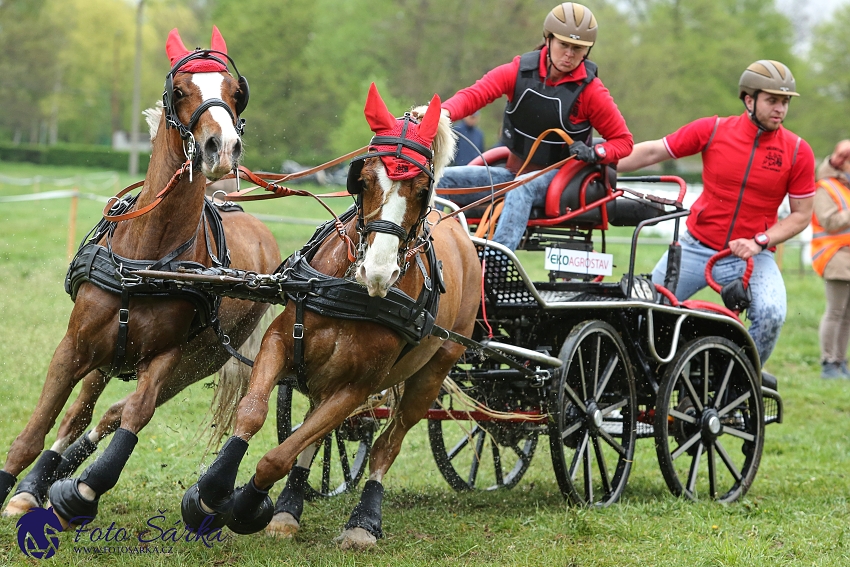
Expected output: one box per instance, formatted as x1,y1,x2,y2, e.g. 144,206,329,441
738,60,799,99
543,3,597,47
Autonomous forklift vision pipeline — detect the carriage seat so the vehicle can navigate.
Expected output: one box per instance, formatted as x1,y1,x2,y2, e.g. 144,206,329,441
469,146,667,229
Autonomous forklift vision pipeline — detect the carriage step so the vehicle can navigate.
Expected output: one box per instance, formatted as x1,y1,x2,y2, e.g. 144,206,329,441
480,341,562,368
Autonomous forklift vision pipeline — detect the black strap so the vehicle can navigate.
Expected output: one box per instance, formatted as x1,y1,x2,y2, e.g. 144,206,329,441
293,294,308,392
110,289,132,380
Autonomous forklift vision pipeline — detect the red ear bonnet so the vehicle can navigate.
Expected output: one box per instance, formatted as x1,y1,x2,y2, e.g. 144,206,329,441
363,83,441,180
165,26,228,73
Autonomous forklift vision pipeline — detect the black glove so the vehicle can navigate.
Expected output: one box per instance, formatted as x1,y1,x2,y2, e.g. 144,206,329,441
568,141,598,163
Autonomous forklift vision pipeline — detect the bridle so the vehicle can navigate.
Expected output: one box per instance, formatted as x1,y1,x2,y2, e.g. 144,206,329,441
163,49,249,162
345,112,436,266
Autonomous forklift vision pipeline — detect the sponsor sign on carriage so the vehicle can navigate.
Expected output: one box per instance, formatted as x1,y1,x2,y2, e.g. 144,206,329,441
544,247,613,276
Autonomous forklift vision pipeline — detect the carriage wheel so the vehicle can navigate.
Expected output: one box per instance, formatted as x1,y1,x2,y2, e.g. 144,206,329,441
548,320,637,507
654,336,764,502
428,389,539,491
276,379,375,499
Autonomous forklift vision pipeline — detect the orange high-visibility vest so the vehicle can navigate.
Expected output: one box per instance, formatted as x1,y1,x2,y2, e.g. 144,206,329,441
811,178,850,276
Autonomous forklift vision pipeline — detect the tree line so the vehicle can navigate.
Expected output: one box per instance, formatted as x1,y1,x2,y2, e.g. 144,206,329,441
1,0,848,170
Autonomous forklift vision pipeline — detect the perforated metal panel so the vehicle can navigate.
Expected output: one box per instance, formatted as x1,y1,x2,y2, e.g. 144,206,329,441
477,244,538,307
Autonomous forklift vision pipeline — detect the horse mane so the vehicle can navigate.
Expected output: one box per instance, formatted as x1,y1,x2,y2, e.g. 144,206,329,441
410,105,456,186
143,102,164,142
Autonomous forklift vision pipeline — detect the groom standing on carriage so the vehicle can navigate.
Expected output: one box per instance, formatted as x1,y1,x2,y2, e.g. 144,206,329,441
618,60,816,370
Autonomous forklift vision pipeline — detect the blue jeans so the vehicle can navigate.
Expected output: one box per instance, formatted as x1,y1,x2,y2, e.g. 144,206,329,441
438,165,559,249
651,231,786,365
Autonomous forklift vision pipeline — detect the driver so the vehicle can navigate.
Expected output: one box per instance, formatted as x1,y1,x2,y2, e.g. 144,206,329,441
618,60,815,367
437,2,633,249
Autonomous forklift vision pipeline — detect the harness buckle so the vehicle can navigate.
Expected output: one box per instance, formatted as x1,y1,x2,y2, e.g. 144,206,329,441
293,323,305,340
118,308,130,325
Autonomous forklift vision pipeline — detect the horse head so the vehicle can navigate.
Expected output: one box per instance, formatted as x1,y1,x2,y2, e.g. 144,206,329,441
159,26,249,180
350,83,456,297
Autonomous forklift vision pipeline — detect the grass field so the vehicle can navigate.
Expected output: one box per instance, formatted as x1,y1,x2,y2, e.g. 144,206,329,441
0,162,848,566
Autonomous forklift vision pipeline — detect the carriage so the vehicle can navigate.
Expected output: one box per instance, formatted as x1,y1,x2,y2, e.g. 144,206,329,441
197,146,783,508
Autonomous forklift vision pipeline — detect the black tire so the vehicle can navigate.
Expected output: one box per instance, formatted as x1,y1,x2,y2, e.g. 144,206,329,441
654,336,764,502
276,379,375,499
548,320,637,506
428,388,538,491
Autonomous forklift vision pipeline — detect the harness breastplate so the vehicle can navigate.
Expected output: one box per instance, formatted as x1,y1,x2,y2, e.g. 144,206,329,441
65,196,234,378
502,52,596,166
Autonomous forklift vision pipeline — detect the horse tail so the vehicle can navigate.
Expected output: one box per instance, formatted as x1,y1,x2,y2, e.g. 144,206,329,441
205,306,276,450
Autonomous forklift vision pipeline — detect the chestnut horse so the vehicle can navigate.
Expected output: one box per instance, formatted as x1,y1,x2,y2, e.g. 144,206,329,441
0,27,281,524
181,84,481,548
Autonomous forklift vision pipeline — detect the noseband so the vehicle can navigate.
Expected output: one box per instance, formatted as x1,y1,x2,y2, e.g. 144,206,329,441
162,49,249,161
346,113,436,259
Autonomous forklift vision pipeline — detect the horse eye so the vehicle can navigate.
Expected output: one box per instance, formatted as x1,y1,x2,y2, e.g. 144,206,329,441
173,88,184,100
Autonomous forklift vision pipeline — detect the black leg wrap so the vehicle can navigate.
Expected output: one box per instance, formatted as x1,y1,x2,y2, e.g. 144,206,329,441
344,480,384,539
47,478,100,523
0,470,18,507
197,436,248,510
226,476,274,535
78,428,137,495
55,432,99,480
13,450,62,507
181,483,230,532
273,465,310,523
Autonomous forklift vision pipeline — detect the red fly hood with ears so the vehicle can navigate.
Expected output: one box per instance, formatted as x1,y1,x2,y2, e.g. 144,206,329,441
364,83,441,180
166,26,229,73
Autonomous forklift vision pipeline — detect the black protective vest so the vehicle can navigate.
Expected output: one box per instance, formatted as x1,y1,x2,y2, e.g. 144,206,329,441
501,51,597,166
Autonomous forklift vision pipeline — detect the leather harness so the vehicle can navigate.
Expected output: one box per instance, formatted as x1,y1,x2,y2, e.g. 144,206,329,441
65,196,247,379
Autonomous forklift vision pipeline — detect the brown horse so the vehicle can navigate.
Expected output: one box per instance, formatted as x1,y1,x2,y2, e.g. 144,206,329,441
182,84,481,548
0,27,280,524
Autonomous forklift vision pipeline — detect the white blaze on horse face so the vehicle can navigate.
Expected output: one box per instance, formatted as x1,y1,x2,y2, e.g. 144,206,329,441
191,72,240,177
357,166,406,298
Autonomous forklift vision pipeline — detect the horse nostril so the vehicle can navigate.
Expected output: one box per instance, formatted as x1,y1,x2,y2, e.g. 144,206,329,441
204,136,221,156
233,139,243,160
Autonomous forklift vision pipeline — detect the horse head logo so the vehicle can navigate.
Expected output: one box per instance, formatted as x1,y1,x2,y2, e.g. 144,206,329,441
16,507,64,559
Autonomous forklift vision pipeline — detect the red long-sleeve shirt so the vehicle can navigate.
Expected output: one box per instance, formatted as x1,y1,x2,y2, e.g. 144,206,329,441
442,47,633,164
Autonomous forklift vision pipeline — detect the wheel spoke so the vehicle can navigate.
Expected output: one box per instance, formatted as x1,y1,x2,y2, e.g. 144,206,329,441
713,358,736,410
598,427,627,457
467,429,486,487
491,441,504,486
721,426,755,442
592,335,601,398
561,419,583,442
592,434,612,496
702,351,710,407
718,391,752,417
446,426,476,461
671,431,702,461
507,442,530,466
594,355,619,401
321,435,332,494
578,348,587,401
669,408,698,424
707,442,717,499
682,371,704,412
583,437,593,502
335,431,353,486
570,431,589,481
600,398,627,416
686,443,704,495
715,439,743,481
562,382,587,412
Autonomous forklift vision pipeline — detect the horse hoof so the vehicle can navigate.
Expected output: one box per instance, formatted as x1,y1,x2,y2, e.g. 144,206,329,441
47,478,99,525
181,483,230,531
2,492,39,517
335,527,377,551
265,512,300,539
226,480,274,535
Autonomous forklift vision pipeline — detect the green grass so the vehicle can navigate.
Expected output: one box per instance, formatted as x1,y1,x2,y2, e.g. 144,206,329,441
0,162,848,566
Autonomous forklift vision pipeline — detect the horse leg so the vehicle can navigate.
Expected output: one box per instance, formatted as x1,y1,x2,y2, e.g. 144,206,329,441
48,348,181,526
185,328,291,531
266,442,320,538
223,387,369,535
337,345,463,550
0,337,98,510
4,370,110,516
